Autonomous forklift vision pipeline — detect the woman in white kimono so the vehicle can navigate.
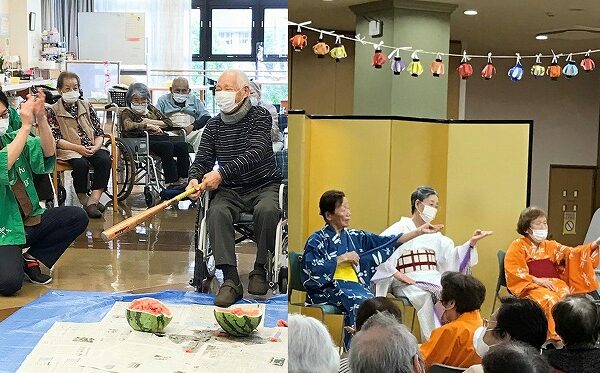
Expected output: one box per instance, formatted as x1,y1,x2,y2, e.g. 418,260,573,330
371,186,492,340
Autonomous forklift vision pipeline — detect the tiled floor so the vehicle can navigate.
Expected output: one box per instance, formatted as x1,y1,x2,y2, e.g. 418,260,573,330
0,192,266,321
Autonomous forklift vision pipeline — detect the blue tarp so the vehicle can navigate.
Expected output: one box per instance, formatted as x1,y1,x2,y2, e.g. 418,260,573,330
0,290,288,373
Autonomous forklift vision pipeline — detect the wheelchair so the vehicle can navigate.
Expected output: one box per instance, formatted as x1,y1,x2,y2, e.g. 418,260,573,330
106,89,188,207
189,182,288,295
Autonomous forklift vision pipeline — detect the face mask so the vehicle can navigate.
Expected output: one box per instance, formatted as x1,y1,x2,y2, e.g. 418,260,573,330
215,89,242,114
473,326,490,357
530,229,548,242
131,103,148,115
250,96,259,106
418,202,437,223
62,90,80,103
172,93,188,104
0,117,9,136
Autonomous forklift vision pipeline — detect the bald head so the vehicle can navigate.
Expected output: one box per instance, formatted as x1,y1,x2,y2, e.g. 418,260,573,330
171,77,190,94
217,69,250,92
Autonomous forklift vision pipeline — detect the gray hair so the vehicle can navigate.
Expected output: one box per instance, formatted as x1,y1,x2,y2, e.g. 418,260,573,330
249,80,261,98
220,69,250,90
125,82,150,107
349,312,420,373
288,314,340,373
172,76,190,87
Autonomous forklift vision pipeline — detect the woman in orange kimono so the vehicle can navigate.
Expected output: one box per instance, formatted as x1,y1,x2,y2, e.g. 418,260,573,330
505,207,600,342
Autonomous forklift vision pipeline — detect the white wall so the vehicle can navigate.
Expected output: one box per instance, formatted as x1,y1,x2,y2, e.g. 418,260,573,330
8,0,41,67
465,59,600,210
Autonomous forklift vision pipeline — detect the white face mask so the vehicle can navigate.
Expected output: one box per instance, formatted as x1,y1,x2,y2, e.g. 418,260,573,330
215,89,242,114
0,117,9,136
530,228,548,242
62,90,80,103
172,93,188,104
418,202,437,223
473,326,491,357
131,103,148,115
249,96,259,106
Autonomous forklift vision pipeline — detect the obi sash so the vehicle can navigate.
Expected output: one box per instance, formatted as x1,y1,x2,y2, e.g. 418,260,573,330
396,248,437,273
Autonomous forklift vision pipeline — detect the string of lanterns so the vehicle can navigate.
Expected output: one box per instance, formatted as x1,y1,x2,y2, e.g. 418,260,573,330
289,21,598,80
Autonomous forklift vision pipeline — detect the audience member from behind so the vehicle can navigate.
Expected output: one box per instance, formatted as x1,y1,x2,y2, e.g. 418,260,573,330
465,297,548,373
339,297,403,373
349,312,424,373
543,296,600,373
420,271,486,368
288,314,339,373
482,341,551,373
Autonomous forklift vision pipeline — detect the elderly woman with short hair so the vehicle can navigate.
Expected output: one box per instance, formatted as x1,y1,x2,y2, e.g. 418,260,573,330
289,314,339,373
120,83,190,188
302,190,442,350
505,207,600,342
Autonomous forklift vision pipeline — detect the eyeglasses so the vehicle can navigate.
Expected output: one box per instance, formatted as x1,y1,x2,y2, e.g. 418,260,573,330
0,109,8,119
483,318,498,330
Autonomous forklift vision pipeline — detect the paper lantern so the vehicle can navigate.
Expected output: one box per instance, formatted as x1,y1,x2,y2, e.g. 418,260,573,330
389,49,406,75
508,53,523,81
430,54,445,77
407,51,423,77
290,32,307,52
562,53,578,78
457,50,473,79
580,50,595,72
330,36,347,62
312,33,330,58
531,54,545,78
372,42,388,69
481,53,495,80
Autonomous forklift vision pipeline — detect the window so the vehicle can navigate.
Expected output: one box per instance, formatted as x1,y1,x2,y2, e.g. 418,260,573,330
263,8,288,58
211,9,253,55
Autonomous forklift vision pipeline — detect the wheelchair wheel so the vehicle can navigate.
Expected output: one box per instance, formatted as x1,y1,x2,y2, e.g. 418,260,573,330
144,186,159,207
190,249,216,293
57,184,66,206
104,137,135,202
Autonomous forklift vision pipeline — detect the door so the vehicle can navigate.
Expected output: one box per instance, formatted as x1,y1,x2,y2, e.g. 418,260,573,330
548,166,596,246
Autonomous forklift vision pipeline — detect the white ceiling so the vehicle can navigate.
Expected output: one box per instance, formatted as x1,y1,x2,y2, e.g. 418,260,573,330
289,0,600,55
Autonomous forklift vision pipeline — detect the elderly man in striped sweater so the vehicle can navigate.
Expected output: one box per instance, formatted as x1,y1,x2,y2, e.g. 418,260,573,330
186,69,282,307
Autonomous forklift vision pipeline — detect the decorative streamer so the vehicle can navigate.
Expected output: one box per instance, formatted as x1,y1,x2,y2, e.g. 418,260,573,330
508,53,524,81
408,50,424,77
547,50,562,80
330,35,347,62
388,49,406,75
430,53,445,77
531,54,545,78
562,53,578,78
457,50,473,79
481,52,495,80
372,41,388,69
312,31,329,58
580,49,595,72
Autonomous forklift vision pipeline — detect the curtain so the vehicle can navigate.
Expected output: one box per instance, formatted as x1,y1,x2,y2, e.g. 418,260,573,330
94,0,192,84
41,0,93,52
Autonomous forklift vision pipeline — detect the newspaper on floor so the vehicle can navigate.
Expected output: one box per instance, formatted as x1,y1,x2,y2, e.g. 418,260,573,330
17,303,287,373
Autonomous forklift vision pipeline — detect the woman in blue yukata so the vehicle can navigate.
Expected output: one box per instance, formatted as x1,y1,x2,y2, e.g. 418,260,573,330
301,190,443,349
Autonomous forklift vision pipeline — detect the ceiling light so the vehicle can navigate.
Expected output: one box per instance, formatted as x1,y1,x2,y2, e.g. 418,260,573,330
463,9,478,16
536,34,548,40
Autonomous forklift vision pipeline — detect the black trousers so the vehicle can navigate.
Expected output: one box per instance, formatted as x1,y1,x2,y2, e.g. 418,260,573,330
66,149,112,194
149,140,189,183
207,183,280,268
0,206,88,296
33,173,54,202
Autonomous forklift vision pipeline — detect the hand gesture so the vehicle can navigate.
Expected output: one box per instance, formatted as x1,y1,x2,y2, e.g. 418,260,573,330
145,123,163,134
185,124,194,135
393,271,416,285
201,170,223,191
417,223,444,235
186,178,203,200
591,236,600,251
19,95,36,129
533,277,557,291
76,145,94,157
32,90,46,118
337,251,359,266
469,229,493,247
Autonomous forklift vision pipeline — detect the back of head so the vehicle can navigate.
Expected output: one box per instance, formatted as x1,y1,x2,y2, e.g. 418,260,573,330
482,341,550,373
349,312,419,373
552,295,600,345
355,296,403,331
125,82,150,107
288,314,339,373
410,186,437,214
441,272,486,313
495,297,548,349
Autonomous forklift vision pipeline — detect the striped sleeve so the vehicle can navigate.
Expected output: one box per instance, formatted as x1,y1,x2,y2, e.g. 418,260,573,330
189,119,217,181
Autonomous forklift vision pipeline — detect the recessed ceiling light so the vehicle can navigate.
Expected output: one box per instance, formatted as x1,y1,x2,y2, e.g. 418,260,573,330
536,34,548,40
463,9,478,16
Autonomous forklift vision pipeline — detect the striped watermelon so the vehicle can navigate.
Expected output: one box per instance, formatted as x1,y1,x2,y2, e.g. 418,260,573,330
126,298,172,333
214,307,263,337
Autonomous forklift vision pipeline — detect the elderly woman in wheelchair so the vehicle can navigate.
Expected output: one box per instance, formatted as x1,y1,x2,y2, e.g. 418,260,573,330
120,83,190,191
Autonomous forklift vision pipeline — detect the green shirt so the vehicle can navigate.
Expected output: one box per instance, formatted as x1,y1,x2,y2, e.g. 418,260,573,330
0,127,55,245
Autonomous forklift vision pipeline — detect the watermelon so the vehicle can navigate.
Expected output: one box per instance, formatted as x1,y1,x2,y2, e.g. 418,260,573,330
126,297,173,333
214,307,263,337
